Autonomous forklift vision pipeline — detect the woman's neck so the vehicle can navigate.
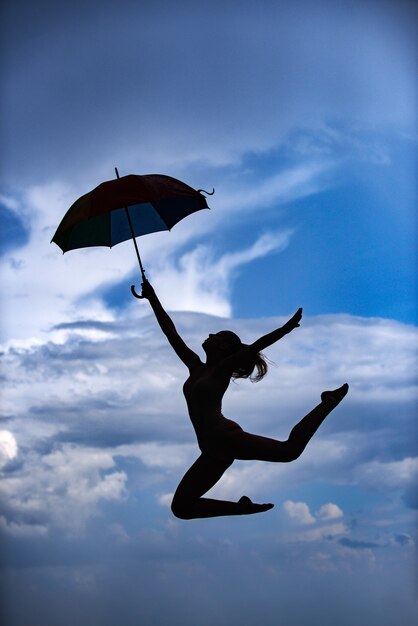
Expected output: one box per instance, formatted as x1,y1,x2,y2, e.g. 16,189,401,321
204,351,224,367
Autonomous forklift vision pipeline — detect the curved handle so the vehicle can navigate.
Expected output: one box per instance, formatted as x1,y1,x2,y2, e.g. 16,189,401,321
197,187,215,196
131,284,144,299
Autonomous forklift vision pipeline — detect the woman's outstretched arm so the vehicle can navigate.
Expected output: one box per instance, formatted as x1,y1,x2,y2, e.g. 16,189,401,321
140,280,202,370
250,307,302,353
213,308,303,376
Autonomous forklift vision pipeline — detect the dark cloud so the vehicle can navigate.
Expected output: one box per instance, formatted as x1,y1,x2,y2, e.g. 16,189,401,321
52,320,123,333
1,519,417,626
402,482,418,510
393,533,413,546
2,0,416,187
339,537,383,550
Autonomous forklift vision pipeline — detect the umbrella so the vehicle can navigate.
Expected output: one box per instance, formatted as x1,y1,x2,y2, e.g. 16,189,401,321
51,169,212,297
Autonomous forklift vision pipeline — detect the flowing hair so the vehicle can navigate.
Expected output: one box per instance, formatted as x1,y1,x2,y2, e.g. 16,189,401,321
216,331,269,383
231,344,268,383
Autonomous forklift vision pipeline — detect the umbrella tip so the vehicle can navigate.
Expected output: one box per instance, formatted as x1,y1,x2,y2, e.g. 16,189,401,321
115,167,120,179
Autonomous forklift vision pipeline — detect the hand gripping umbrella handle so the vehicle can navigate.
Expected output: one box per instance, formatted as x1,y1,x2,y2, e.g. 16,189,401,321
131,285,144,299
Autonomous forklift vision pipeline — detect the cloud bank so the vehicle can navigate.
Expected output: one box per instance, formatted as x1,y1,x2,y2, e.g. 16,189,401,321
1,310,416,535
1,309,416,626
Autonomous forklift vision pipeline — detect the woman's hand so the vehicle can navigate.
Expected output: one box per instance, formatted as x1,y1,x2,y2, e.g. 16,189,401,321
140,279,156,300
283,307,303,333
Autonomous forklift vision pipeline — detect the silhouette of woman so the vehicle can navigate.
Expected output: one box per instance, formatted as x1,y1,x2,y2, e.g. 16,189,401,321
141,280,348,519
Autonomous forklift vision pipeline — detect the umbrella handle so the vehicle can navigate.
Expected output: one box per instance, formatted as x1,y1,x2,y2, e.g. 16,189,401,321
131,285,145,299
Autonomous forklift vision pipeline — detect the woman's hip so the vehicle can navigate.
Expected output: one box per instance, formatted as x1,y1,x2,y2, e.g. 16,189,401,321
196,418,243,455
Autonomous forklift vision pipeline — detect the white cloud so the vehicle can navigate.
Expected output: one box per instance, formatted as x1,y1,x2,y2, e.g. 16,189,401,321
0,431,18,468
283,500,316,525
317,503,343,521
158,493,174,508
0,444,128,535
0,193,19,211
217,161,334,216
0,182,121,345
115,442,196,471
295,522,349,543
283,500,349,543
357,457,418,491
283,500,344,527
149,230,292,317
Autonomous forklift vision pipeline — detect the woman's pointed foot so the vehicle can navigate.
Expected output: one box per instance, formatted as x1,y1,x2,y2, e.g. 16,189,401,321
238,495,274,515
321,383,349,406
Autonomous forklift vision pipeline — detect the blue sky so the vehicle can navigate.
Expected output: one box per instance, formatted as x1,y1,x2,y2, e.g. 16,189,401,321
1,1,417,625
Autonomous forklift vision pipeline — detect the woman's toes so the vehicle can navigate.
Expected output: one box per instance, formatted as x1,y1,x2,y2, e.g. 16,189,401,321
238,496,274,514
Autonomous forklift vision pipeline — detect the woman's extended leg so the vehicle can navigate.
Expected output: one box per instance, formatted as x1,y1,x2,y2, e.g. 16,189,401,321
226,383,349,462
171,454,273,519
171,384,348,519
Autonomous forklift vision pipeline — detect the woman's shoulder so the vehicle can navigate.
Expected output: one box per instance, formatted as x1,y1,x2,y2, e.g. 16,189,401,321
184,362,230,388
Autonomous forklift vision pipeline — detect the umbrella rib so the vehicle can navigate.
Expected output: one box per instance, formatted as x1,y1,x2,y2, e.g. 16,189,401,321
150,202,173,234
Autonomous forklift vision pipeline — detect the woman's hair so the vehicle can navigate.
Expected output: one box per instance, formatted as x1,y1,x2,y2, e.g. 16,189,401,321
231,345,268,383
219,331,268,383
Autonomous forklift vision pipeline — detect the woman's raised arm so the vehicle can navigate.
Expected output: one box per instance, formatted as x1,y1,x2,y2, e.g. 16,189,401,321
249,308,302,353
214,309,302,373
140,280,202,370
213,308,303,377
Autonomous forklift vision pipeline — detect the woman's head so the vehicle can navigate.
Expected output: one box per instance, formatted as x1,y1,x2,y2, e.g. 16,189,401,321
202,329,241,350
202,330,268,382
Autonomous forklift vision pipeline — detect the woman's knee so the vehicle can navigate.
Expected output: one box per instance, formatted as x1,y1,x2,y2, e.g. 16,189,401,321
278,439,303,462
171,493,194,520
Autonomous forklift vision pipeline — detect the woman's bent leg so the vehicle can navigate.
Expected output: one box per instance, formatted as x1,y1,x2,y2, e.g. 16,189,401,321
171,454,273,519
226,384,349,462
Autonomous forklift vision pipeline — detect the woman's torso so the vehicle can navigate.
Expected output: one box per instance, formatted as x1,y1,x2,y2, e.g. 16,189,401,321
183,364,242,446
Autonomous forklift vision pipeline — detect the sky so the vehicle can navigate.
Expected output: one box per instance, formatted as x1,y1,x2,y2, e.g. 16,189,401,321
0,1,417,624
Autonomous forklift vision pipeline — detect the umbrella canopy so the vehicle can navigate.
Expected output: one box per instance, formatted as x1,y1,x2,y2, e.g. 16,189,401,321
51,172,211,297
51,173,209,253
